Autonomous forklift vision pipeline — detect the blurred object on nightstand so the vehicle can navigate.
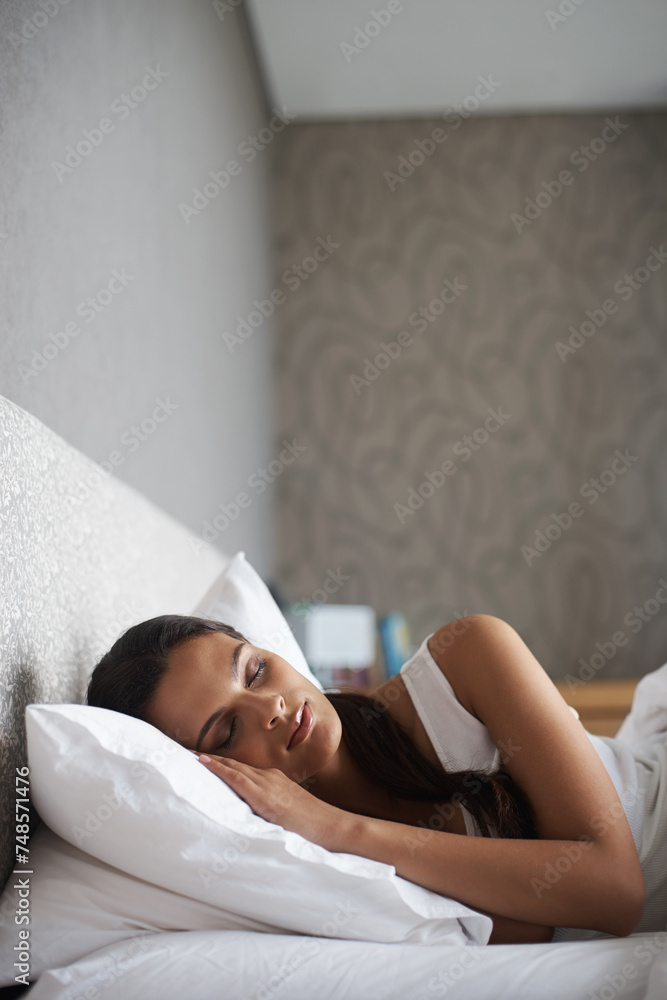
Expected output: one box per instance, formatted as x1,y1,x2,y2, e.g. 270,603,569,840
285,604,377,690
378,611,416,678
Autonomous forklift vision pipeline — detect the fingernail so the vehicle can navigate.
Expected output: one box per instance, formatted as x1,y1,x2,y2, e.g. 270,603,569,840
198,754,211,763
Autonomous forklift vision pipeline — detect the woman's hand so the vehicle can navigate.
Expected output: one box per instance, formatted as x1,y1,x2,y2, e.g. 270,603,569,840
192,752,347,851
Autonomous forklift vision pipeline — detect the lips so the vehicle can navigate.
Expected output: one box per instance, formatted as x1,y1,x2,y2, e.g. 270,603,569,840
287,702,313,749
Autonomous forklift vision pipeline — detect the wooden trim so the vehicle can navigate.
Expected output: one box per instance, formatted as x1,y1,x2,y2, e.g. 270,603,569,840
554,679,638,737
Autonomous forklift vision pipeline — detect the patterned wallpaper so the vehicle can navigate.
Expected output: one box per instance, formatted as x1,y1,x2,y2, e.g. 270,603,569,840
271,111,667,683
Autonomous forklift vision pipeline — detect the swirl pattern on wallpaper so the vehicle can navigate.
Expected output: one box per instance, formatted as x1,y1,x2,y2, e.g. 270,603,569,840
271,112,667,681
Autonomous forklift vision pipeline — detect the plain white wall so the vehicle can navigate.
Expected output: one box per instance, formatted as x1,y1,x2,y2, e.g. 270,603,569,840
0,0,280,577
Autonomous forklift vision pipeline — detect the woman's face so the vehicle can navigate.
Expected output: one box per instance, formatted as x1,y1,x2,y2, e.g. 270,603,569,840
144,630,342,784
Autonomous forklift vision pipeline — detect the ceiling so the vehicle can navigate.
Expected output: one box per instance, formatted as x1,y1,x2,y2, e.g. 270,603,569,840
245,0,667,122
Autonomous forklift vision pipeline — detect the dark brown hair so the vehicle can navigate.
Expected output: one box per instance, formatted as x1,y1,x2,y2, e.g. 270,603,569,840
327,688,537,839
86,615,537,840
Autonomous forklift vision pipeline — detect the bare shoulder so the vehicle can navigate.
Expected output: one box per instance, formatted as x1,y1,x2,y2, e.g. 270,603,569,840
369,615,516,748
426,614,511,720
369,616,493,720
428,615,638,842
427,613,561,724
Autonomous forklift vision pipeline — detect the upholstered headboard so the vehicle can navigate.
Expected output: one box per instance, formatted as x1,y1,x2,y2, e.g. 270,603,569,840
0,394,228,894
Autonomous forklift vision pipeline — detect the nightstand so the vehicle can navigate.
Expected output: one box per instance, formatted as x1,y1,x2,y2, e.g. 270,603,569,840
555,679,639,737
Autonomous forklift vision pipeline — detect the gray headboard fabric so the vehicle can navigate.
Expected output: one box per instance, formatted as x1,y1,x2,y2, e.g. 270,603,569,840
0,394,228,894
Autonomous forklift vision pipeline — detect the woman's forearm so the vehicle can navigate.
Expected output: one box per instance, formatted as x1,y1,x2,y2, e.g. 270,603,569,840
329,810,641,937
481,910,554,945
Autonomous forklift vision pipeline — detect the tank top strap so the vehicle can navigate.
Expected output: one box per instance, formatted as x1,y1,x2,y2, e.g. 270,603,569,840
399,631,502,776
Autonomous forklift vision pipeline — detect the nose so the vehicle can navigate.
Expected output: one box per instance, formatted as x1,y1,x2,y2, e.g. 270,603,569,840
250,689,287,731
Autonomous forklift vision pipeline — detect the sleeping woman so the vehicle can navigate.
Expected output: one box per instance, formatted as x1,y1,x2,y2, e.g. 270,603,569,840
86,613,667,946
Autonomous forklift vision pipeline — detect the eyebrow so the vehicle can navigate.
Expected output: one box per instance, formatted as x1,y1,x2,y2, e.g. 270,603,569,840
195,640,247,751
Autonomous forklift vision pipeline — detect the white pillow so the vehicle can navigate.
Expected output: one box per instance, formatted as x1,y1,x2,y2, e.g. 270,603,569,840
0,824,282,985
20,703,491,958
191,550,324,692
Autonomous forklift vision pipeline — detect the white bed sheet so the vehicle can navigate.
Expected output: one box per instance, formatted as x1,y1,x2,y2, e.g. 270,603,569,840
24,927,667,1000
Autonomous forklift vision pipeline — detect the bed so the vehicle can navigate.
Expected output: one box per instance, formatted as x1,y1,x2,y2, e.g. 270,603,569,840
1,391,666,1000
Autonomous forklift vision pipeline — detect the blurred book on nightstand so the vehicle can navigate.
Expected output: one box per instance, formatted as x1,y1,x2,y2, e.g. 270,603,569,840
285,604,378,690
378,612,416,678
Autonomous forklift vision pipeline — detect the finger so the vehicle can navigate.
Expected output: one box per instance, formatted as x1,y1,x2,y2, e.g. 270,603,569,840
200,755,245,776
208,756,253,770
197,756,241,782
191,753,231,765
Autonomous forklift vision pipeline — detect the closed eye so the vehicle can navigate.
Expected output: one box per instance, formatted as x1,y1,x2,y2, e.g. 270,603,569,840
216,657,267,751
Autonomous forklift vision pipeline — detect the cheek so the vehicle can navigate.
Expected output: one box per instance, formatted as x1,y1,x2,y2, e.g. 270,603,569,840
313,693,336,728
235,736,275,769
310,702,340,755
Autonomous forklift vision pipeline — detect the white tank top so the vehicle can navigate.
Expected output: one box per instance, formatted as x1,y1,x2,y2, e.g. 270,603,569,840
399,632,667,939
399,633,500,837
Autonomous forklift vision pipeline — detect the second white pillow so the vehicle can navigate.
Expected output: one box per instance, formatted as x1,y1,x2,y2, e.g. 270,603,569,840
191,551,324,691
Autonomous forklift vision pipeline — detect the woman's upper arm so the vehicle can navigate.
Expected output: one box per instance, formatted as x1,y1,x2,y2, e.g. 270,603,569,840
427,615,641,864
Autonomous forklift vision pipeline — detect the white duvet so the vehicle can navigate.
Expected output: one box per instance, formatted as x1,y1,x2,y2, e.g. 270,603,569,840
22,659,667,1000
24,927,667,1000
